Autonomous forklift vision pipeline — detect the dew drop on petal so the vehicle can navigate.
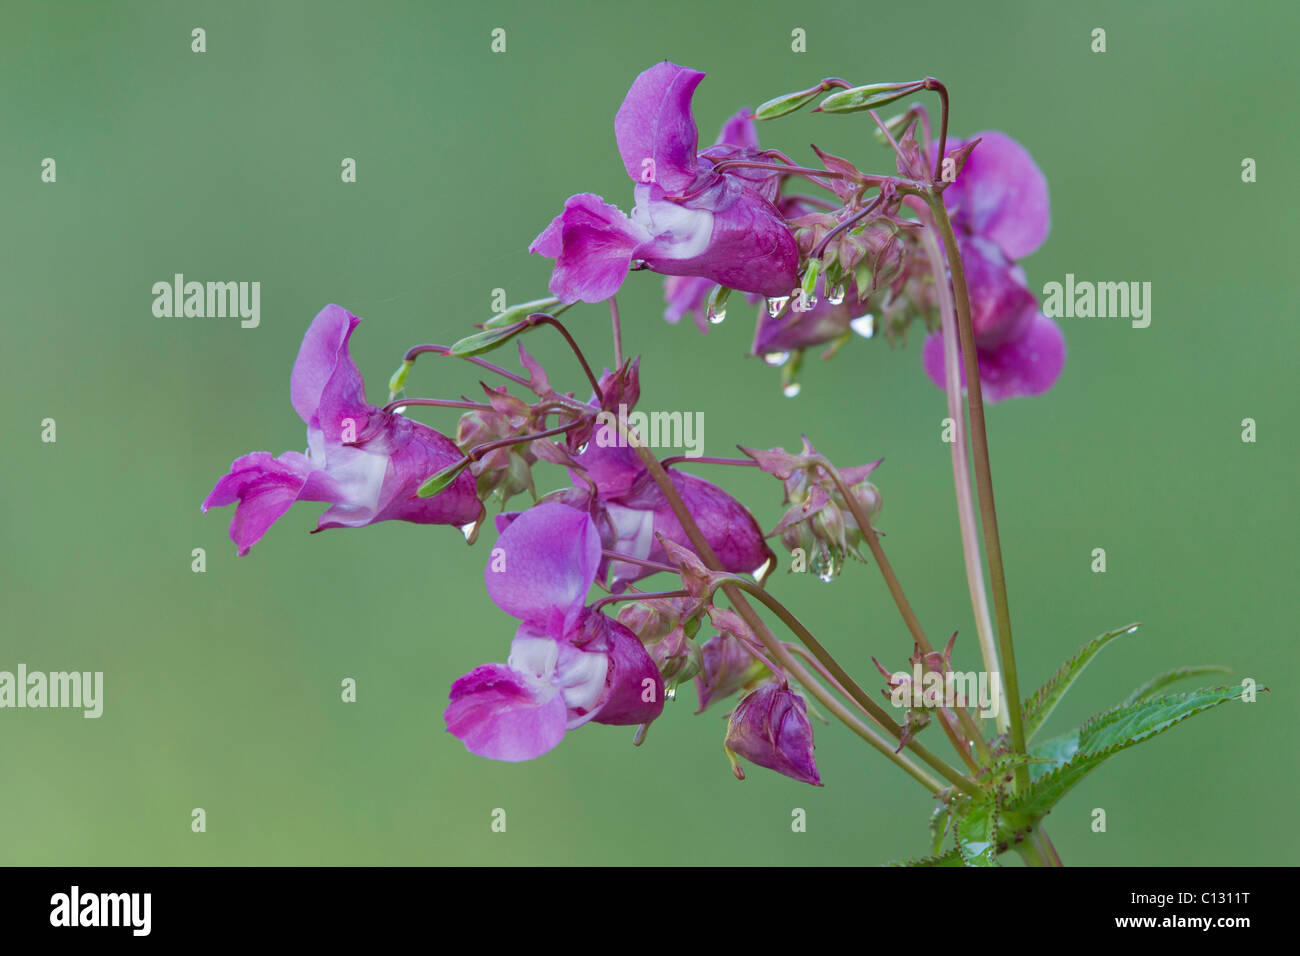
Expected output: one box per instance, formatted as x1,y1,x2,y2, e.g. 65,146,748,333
707,306,726,325
766,296,790,317
850,313,876,338
576,441,589,454
827,285,846,305
762,350,790,367
460,521,481,544
665,687,677,701
752,556,774,585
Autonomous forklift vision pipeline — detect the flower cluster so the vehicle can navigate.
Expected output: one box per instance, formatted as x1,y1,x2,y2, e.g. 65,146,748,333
532,63,1063,400
203,61,1063,790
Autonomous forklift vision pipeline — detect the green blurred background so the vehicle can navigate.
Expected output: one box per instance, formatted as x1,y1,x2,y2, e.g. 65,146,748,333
2,0,1296,866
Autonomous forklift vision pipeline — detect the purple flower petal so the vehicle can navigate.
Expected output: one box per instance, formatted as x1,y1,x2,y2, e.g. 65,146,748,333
484,502,602,635
654,471,775,577
713,109,759,150
315,414,482,530
202,451,344,556
663,274,715,330
922,311,1065,402
615,62,706,194
572,610,664,726
941,131,1050,261
695,632,766,713
529,194,649,304
290,305,368,430
634,178,799,297
444,663,568,762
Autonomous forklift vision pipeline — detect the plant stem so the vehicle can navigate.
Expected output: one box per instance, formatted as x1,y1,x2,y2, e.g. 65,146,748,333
380,397,493,414
609,296,623,368
924,193,1029,792
718,574,977,796
403,344,533,389
916,209,1005,734
1016,824,1064,867
814,461,933,660
528,314,603,402
612,420,968,796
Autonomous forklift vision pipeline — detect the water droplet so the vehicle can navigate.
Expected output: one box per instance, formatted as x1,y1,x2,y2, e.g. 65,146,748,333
576,441,589,454
766,296,790,317
751,556,774,585
460,521,480,544
827,285,846,305
850,313,876,338
665,687,677,701
794,293,818,312
782,382,802,398
817,567,836,583
762,350,790,367
706,306,726,325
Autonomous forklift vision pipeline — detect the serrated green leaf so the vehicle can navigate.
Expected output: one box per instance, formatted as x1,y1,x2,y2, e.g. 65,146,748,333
955,805,999,866
1122,666,1231,706
1022,623,1141,740
1011,685,1253,818
886,847,965,867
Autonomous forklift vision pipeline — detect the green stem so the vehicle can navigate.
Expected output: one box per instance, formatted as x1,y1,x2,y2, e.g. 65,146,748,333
1016,824,1064,867
924,192,1029,792
610,420,966,795
916,210,1005,734
721,575,980,797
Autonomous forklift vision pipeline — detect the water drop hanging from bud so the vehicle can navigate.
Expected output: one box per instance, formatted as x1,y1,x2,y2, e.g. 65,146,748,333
706,306,726,325
827,285,846,305
665,687,677,701
782,381,802,398
850,313,876,338
766,296,790,317
460,520,481,544
762,350,790,367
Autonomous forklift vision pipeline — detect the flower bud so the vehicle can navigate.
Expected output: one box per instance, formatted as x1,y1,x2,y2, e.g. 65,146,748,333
724,683,821,786
753,85,824,121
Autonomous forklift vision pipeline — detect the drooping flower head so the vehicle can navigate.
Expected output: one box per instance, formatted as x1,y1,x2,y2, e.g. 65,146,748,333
444,502,664,762
531,63,800,304
203,305,482,555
